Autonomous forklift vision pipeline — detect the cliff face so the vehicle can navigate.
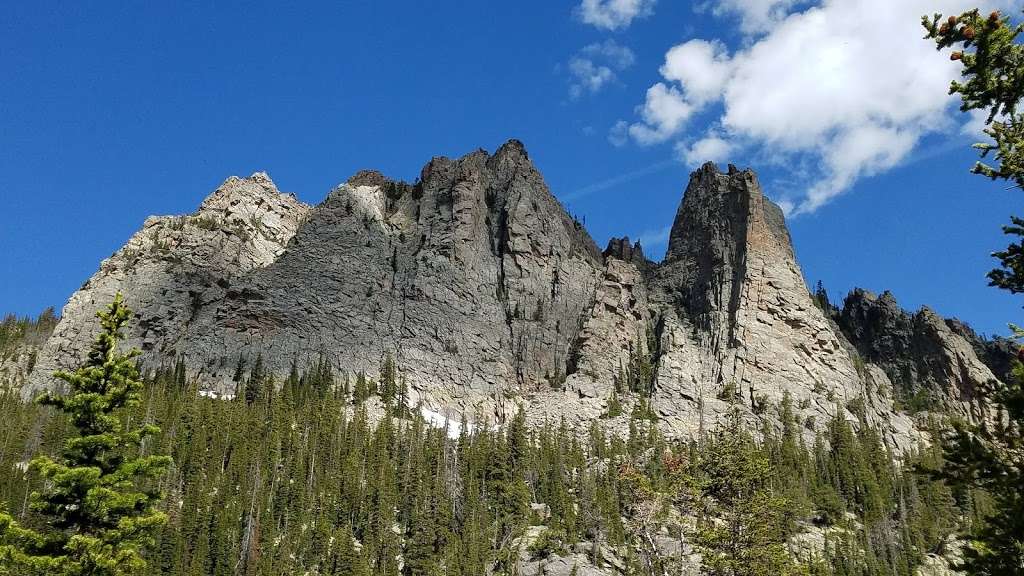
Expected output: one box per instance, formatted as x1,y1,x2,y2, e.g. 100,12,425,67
175,140,605,412
640,165,912,443
836,289,1008,418
27,173,310,397
24,142,1006,447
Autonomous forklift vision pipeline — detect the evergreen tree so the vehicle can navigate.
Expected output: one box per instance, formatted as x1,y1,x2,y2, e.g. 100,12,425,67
380,352,398,405
244,354,265,406
683,409,802,576
328,524,370,576
0,329,966,576
0,294,172,575
353,371,372,405
922,10,1024,571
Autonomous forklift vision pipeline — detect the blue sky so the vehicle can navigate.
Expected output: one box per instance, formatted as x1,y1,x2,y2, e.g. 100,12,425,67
1,0,1021,337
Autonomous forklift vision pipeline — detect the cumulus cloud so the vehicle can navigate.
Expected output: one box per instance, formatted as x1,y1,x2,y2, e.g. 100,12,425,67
677,133,735,167
660,39,732,105
567,40,636,99
617,0,1018,214
628,83,694,144
576,0,656,30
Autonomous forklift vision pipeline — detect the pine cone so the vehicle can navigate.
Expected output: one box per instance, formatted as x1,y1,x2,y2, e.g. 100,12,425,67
951,51,963,61
948,15,958,26
990,11,1000,23
963,26,976,40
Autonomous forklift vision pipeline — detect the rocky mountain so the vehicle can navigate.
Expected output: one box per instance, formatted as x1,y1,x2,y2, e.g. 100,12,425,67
835,288,1013,418
22,140,1005,449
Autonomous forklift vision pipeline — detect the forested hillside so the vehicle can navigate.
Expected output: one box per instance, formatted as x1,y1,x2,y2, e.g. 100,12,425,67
0,353,974,575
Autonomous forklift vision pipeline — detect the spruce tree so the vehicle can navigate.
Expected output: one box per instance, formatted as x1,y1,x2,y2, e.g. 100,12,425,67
380,352,398,405
353,371,371,405
329,524,369,576
244,354,265,406
923,9,1024,572
0,294,172,575
685,409,801,576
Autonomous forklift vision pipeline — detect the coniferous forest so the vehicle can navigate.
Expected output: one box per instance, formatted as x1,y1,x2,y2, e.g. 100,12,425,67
0,331,978,575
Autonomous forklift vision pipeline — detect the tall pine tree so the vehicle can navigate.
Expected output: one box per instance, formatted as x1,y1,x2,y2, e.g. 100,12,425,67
0,294,172,575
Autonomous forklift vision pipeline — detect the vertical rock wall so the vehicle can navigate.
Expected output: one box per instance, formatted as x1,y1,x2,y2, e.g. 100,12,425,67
23,144,1004,450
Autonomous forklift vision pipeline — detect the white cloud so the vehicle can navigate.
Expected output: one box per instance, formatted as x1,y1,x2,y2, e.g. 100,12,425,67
619,40,731,144
660,40,732,105
701,0,808,34
677,134,735,166
609,120,630,146
618,0,1019,214
583,39,637,69
628,83,694,144
576,0,656,30
567,40,636,99
568,59,615,98
961,109,990,137
803,125,919,212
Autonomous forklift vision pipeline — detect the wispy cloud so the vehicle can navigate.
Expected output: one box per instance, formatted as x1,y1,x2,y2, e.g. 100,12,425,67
562,158,677,202
566,40,636,99
635,224,672,248
696,0,811,35
575,0,657,30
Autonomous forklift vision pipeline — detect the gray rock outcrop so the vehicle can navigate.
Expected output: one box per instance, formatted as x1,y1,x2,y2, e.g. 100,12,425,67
23,142,1007,451
25,172,310,399
836,288,1003,418
638,164,914,445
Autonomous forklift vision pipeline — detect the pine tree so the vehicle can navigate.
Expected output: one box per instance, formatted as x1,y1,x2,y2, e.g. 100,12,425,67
924,9,1024,293
685,409,802,576
922,12,1024,569
0,294,172,575
353,371,371,405
328,524,370,576
932,360,1024,574
244,354,265,406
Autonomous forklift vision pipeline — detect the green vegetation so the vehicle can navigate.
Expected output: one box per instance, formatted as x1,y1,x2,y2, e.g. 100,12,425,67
924,8,1024,572
0,351,966,575
812,280,831,313
0,295,171,575
616,326,657,398
0,292,984,576
0,311,57,355
677,410,802,576
0,309,57,370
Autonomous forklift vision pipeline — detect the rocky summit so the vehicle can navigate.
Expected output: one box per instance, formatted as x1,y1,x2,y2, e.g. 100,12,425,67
22,140,1008,448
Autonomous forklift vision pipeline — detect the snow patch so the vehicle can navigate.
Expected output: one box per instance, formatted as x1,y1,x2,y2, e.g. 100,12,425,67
420,406,474,439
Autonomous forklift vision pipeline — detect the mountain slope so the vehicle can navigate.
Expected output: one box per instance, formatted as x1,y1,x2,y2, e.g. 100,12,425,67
24,141,1003,450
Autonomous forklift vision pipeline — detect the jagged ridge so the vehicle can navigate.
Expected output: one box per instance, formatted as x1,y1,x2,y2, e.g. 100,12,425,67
24,142,1005,451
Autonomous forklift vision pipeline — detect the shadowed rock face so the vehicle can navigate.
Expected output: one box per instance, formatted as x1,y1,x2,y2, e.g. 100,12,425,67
26,172,310,398
25,142,1005,447
641,164,912,443
836,288,1004,417
176,140,605,409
